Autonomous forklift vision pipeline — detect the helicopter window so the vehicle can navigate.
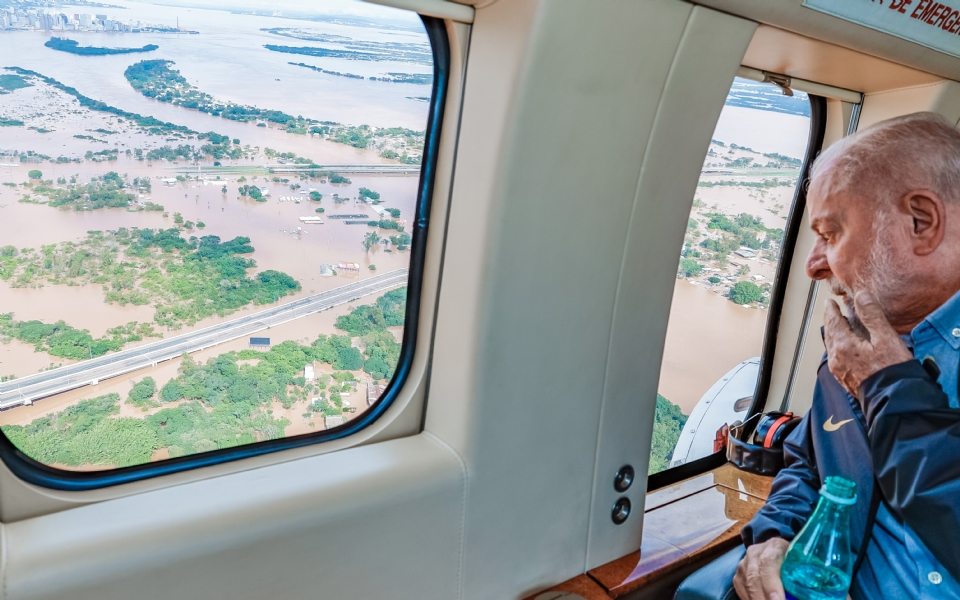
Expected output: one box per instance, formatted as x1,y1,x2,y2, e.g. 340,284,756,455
0,2,446,489
647,77,813,477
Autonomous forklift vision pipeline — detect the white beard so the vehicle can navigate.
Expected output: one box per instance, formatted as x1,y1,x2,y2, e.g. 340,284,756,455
826,215,908,340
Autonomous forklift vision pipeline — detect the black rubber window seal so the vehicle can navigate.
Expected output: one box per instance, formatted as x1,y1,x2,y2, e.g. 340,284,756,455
647,93,828,492
0,15,452,491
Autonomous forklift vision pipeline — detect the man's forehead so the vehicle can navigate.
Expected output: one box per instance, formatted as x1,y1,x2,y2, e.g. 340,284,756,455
808,176,858,223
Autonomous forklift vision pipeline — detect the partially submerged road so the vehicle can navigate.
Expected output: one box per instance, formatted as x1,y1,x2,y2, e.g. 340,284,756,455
0,268,409,409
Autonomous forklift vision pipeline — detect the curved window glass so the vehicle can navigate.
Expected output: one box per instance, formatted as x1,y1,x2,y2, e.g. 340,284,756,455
0,1,447,488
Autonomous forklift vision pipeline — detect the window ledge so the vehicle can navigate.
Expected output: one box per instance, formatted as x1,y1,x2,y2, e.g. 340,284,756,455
525,464,773,600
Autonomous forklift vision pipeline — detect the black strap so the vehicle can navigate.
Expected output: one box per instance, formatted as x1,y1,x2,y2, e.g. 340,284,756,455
852,477,883,576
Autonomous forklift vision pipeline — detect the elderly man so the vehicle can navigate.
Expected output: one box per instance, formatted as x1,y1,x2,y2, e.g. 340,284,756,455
732,112,960,600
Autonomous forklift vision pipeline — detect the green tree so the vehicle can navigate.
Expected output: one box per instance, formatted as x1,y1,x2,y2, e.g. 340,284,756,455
739,230,761,250
309,191,322,201
649,395,688,474
127,376,158,408
730,281,762,305
363,231,381,251
738,264,751,276
358,187,380,200
28,169,42,179
679,258,703,277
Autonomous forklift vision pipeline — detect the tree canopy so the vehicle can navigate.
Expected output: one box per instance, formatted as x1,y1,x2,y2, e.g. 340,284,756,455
730,281,763,305
649,394,688,474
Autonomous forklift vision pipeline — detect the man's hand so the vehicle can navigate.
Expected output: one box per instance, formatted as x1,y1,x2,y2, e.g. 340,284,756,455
733,538,790,600
824,292,912,397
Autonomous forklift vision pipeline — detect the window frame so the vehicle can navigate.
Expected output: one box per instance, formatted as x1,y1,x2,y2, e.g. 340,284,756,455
646,91,828,492
0,14,451,492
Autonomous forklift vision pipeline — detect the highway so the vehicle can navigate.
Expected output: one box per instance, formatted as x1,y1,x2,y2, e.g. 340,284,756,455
0,268,410,409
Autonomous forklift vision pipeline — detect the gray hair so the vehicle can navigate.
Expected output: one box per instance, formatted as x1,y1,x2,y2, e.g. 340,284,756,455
810,111,960,206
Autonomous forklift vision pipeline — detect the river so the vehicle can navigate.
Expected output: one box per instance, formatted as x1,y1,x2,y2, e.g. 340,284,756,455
658,278,768,415
0,0,432,130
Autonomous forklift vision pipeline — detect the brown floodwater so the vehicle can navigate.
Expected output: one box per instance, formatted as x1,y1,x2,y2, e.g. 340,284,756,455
0,152,419,378
0,1,432,133
657,279,768,414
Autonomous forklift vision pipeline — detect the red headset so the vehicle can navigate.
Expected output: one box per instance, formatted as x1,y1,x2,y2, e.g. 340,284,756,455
725,411,802,475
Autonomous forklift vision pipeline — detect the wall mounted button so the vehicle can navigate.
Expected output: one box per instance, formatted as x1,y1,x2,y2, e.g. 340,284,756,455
612,497,631,525
614,465,635,493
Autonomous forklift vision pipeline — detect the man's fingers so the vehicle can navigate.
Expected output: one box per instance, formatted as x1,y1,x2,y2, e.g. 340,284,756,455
733,561,749,600
758,548,785,600
853,292,893,341
823,299,853,348
745,558,765,600
823,299,850,332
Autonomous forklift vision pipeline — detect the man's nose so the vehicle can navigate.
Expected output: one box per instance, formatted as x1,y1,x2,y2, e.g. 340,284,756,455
806,240,831,280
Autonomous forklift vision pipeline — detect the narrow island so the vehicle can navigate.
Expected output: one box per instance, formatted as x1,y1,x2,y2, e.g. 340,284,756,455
369,72,433,85
6,67,193,136
123,60,425,159
261,27,433,65
265,44,382,62
288,62,364,80
44,37,159,56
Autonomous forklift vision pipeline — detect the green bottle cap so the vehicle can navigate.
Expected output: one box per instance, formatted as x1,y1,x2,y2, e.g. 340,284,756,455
821,476,857,505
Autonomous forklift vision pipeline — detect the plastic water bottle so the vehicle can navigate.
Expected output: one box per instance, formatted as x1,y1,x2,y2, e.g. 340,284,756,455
780,476,857,600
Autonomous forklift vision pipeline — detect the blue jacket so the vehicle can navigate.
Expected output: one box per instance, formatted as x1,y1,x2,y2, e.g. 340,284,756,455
741,356,960,580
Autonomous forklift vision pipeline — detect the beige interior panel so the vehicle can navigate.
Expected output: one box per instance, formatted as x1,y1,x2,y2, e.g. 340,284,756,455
3,434,464,600
692,0,960,83
764,208,817,415
821,99,855,148
783,280,829,417
585,6,756,569
742,24,941,94
422,0,763,595
858,80,960,128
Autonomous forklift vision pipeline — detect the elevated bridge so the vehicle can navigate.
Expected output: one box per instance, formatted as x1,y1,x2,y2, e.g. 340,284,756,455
0,269,409,409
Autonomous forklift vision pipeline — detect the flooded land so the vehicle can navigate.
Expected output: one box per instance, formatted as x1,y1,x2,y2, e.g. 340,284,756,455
0,0,429,469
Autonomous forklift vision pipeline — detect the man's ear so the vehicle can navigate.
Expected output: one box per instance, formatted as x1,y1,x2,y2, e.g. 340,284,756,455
903,190,945,256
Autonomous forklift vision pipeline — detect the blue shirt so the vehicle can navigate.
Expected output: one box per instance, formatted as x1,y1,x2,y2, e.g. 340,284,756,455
852,289,960,600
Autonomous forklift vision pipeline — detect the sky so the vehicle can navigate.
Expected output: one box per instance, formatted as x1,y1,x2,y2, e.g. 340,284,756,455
125,0,423,26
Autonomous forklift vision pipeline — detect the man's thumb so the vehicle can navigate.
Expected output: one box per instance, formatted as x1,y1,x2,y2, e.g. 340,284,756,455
854,292,892,334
